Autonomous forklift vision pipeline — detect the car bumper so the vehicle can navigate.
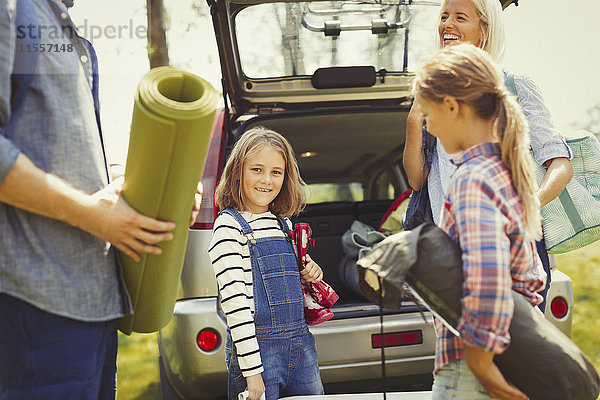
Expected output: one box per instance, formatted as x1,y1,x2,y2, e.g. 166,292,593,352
158,298,436,399
158,270,572,399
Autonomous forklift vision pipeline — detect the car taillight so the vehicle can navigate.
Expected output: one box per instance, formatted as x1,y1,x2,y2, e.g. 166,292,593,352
550,297,569,319
197,328,220,352
372,330,423,348
191,109,226,230
193,176,219,230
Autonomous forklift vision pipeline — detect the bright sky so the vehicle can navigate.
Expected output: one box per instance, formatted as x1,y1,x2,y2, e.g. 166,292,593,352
70,0,600,164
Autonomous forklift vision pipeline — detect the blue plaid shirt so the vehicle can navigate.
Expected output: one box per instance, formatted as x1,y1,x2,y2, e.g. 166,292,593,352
0,0,130,321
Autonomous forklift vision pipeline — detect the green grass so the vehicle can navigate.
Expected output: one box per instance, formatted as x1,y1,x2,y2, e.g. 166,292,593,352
116,241,600,399
116,332,160,400
555,240,600,374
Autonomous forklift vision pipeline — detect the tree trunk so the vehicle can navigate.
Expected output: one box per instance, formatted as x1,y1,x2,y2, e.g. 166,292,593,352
147,0,169,68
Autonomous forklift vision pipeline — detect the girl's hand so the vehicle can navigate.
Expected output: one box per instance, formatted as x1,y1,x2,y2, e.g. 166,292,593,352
245,373,265,400
300,254,323,283
464,344,528,400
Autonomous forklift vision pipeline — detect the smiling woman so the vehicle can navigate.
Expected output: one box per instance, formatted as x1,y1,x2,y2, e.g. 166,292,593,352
438,0,485,49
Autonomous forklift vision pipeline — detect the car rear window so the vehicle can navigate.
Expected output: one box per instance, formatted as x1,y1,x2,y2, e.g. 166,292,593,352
308,182,364,203
235,0,441,79
307,169,397,204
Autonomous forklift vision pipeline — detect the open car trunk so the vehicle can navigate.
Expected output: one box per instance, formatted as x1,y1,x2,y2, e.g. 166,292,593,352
234,106,415,316
209,0,435,321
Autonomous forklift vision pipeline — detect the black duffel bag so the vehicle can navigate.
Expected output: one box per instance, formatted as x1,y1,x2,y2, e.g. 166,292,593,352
356,222,600,400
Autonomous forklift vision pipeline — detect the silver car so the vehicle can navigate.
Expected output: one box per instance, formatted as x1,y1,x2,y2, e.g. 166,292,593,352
157,0,573,398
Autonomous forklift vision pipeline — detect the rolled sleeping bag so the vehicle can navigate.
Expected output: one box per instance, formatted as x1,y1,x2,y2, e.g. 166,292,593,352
118,67,218,335
356,222,600,400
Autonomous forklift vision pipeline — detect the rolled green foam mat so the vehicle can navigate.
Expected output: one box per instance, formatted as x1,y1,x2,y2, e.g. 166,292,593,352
118,67,217,334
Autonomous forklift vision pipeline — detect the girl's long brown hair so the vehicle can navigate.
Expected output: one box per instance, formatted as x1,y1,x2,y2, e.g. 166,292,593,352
413,43,541,240
215,126,306,218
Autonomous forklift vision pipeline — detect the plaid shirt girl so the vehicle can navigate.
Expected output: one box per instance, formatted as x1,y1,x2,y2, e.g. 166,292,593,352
435,142,546,374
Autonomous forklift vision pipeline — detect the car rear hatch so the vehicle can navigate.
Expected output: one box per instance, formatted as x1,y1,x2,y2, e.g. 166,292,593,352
207,0,444,116
203,0,444,312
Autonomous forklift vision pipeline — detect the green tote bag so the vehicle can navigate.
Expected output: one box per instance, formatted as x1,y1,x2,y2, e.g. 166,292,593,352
536,130,600,253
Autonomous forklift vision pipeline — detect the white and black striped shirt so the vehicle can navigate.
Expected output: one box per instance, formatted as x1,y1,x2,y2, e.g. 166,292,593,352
208,210,291,377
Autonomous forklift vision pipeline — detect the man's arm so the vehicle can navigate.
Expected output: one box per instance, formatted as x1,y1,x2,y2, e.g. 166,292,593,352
0,0,15,126
0,153,175,261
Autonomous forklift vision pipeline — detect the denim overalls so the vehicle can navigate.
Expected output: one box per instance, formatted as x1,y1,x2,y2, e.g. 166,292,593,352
222,209,324,400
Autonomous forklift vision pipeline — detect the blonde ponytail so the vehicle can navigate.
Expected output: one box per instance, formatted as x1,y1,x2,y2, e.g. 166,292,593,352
412,43,541,240
494,91,542,240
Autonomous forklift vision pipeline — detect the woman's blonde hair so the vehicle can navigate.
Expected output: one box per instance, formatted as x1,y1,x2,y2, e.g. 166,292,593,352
413,43,541,240
438,0,506,62
214,126,306,218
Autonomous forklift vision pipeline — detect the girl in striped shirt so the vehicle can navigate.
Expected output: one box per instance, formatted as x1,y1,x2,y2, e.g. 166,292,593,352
209,127,324,400
413,43,545,399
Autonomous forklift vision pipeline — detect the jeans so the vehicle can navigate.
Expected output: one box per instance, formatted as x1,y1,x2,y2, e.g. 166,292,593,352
226,333,324,400
536,239,551,313
0,294,117,400
432,358,493,400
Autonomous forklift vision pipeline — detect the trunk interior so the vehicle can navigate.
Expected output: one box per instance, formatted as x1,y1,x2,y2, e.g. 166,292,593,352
236,107,412,312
